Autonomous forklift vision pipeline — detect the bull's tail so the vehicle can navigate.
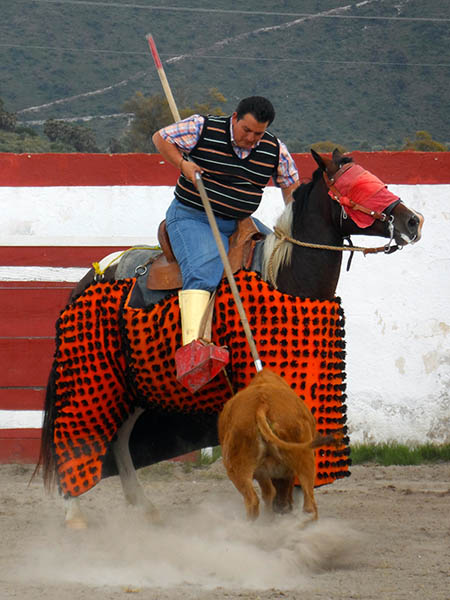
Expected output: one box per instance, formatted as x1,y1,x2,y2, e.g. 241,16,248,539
30,364,59,492
256,404,341,452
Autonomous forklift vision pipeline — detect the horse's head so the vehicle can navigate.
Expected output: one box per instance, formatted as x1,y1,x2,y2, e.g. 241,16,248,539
311,148,424,248
264,148,424,298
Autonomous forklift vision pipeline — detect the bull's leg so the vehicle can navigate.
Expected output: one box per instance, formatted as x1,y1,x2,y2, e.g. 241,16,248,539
224,458,260,520
113,408,161,523
222,437,261,520
298,480,318,521
272,477,295,514
230,471,260,520
65,496,88,529
254,475,276,515
295,452,318,521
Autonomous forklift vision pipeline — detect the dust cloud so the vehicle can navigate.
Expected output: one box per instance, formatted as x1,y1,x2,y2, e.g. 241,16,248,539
3,463,449,599
17,493,363,591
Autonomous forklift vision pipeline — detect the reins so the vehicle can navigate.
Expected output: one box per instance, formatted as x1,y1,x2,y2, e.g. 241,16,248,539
272,226,392,255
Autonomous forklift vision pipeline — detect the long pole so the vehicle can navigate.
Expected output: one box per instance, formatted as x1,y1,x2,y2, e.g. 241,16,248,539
146,34,263,372
146,34,181,122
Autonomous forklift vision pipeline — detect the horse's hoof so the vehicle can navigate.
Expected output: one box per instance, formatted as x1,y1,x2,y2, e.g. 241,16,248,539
65,517,88,530
145,507,163,525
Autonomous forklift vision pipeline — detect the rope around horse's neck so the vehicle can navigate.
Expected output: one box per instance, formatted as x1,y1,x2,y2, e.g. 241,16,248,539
267,226,392,289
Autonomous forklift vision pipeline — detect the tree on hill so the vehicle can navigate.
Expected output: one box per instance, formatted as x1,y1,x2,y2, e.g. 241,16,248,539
0,97,102,152
0,98,17,132
0,97,58,152
118,88,227,153
310,141,348,154
44,119,100,152
402,131,448,152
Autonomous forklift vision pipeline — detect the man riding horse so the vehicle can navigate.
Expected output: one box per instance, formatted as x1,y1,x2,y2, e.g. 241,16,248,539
36,142,423,524
152,96,299,362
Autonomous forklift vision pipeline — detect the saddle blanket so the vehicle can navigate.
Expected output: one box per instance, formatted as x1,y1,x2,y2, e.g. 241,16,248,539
51,271,351,497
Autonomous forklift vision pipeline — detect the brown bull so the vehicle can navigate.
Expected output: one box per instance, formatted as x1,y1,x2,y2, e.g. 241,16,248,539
219,368,340,522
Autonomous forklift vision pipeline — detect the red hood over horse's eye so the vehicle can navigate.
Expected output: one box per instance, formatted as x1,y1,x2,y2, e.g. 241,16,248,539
333,164,400,228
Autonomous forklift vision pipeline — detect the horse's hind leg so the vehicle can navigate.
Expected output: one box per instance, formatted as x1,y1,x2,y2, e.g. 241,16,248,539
113,407,161,523
65,497,88,529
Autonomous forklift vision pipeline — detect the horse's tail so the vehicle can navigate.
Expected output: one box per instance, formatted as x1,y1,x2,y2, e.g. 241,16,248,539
30,364,59,492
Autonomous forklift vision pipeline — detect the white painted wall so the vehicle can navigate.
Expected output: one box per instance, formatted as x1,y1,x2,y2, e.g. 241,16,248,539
336,185,449,444
1,185,171,247
2,184,449,444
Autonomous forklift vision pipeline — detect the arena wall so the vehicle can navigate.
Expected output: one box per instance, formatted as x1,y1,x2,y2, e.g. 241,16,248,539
1,151,449,462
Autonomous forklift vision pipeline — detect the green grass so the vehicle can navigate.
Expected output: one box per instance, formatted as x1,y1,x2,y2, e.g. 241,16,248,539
196,446,223,467
138,444,449,479
350,443,450,466
196,443,450,468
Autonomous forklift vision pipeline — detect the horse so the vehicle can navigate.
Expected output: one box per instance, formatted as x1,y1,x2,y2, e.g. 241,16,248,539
36,149,423,528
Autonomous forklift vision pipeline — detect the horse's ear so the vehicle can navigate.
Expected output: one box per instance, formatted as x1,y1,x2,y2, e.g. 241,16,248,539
332,148,344,165
311,148,334,173
311,148,327,171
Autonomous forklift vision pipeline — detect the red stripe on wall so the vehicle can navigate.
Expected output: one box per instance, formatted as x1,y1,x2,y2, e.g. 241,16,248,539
0,339,55,387
0,153,179,186
0,388,45,411
348,151,450,184
0,428,41,438
0,286,69,336
1,152,449,186
0,432,41,464
0,246,127,268
0,282,73,288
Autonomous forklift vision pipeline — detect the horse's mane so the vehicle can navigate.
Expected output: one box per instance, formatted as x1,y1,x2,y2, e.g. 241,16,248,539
261,157,353,283
261,169,322,282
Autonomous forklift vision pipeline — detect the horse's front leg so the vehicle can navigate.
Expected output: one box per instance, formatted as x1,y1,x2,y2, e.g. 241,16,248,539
113,407,161,523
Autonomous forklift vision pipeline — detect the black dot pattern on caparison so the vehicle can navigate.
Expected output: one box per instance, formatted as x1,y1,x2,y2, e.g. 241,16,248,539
51,273,350,497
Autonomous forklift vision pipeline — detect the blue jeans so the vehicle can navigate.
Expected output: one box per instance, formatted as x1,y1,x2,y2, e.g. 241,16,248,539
165,198,237,291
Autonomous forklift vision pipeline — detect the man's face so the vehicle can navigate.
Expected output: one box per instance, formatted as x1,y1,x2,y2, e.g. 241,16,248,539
231,112,269,149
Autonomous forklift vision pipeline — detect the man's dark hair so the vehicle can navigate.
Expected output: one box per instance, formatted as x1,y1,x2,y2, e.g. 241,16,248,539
235,96,275,125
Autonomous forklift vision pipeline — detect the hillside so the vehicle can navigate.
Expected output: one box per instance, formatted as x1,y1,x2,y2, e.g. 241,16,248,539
1,0,449,151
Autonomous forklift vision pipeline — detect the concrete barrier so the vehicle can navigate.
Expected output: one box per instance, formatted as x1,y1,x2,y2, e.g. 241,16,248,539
1,151,449,461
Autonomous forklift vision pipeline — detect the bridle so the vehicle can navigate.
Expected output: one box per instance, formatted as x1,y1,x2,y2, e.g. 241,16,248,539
267,163,403,288
323,162,402,256
323,162,400,227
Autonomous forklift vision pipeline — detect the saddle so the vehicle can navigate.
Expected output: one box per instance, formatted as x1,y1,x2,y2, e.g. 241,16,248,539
147,217,265,290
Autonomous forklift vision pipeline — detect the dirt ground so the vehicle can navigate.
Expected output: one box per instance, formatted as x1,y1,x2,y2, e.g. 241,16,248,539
0,460,449,600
